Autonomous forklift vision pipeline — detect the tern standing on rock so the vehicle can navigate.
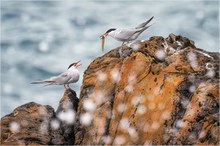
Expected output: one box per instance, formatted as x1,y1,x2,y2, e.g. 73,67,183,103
100,16,154,51
31,61,81,89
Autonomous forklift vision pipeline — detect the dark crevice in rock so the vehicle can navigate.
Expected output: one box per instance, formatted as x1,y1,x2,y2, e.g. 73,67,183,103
137,66,151,84
80,84,95,99
159,74,167,93
99,98,114,145
98,82,117,145
110,90,130,145
167,78,202,144
128,101,140,126
23,138,45,145
138,49,159,63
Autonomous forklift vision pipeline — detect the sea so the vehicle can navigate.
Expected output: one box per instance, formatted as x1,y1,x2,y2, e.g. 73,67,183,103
1,0,219,117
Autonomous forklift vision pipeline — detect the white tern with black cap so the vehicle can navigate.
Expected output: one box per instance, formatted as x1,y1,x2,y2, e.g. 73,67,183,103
100,16,154,51
31,61,81,89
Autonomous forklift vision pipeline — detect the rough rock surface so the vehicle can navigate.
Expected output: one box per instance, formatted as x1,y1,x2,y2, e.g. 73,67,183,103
56,88,79,144
1,34,219,145
74,34,219,145
1,89,78,145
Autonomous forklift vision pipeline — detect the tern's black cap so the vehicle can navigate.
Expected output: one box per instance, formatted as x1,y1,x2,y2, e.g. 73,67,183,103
68,63,76,69
106,28,116,33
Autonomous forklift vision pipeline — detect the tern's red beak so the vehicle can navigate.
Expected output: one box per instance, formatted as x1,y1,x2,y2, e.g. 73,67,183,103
100,33,108,39
75,60,81,68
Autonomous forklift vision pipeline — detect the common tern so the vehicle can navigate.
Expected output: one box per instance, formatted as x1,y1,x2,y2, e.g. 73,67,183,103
100,16,154,50
31,61,81,89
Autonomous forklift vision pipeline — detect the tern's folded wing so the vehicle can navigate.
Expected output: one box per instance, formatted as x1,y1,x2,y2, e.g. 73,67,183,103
114,29,137,41
50,72,72,85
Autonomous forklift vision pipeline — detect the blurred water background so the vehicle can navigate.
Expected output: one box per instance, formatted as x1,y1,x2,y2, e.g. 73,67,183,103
1,0,219,117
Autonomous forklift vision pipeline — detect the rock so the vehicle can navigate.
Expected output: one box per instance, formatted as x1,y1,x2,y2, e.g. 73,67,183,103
1,89,79,145
1,34,219,145
0,102,59,145
74,34,219,145
56,89,79,144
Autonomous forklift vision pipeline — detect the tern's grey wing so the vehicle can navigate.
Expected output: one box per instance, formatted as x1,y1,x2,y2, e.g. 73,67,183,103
50,72,72,85
114,28,138,41
135,16,154,29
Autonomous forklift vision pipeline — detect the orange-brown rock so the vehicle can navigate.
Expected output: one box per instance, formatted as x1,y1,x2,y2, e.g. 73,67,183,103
74,34,219,145
1,89,78,145
1,34,219,145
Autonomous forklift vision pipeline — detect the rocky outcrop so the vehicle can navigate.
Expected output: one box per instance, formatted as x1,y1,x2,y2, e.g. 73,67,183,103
1,89,78,145
1,34,219,145
56,88,79,144
74,34,219,145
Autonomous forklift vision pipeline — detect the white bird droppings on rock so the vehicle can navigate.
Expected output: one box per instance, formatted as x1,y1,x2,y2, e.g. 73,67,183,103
83,98,96,112
114,135,126,145
97,71,107,82
80,112,93,126
57,109,76,125
50,119,60,130
110,69,121,83
155,50,166,61
9,121,20,133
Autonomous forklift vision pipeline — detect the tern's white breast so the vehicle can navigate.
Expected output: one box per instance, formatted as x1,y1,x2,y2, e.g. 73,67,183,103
68,68,80,83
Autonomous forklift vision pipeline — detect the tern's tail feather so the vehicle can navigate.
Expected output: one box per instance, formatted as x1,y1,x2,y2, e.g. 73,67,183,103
132,24,154,39
135,16,154,29
139,23,154,32
31,80,55,84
